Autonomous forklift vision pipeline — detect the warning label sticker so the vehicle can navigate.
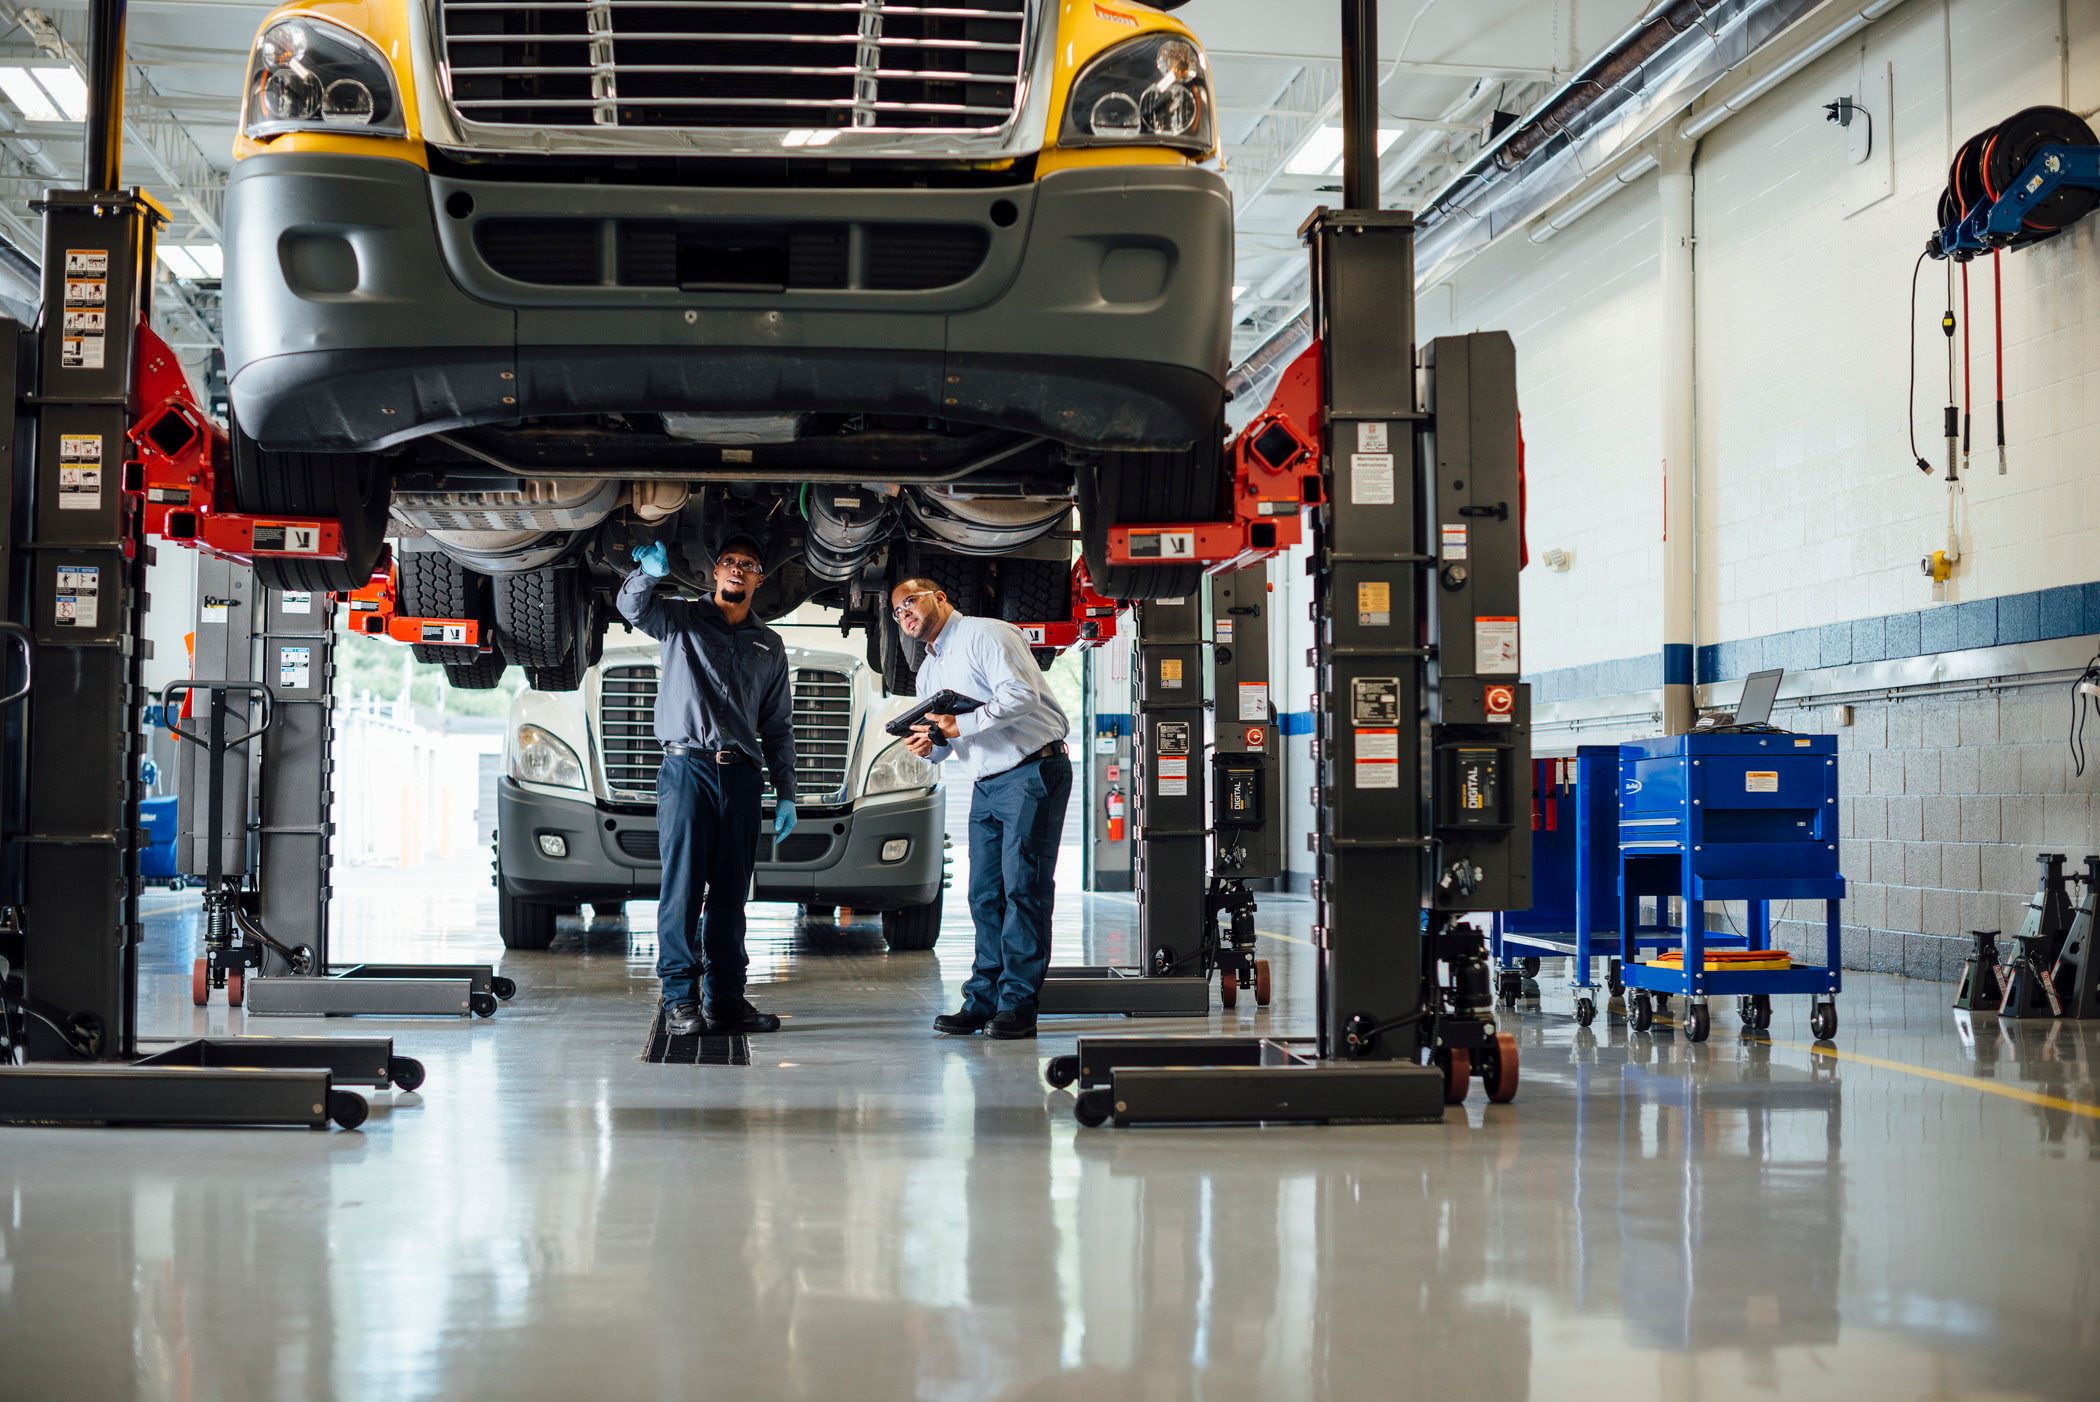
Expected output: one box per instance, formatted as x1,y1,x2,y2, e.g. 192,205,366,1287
1158,756,1189,797
1351,453,1395,505
1021,624,1047,644
54,564,99,629
252,523,323,555
1237,681,1268,722
279,646,312,691
1440,523,1469,560
64,250,108,277
58,434,102,510
61,250,109,372
1745,770,1779,794
1215,618,1234,644
1357,580,1390,627
1354,728,1399,789
281,591,314,615
1160,657,1184,689
1128,530,1197,560
419,623,470,646
1475,616,1519,674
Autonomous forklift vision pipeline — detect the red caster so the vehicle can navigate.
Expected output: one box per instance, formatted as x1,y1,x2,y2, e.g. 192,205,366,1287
1484,1031,1520,1104
1253,959,1273,1007
226,967,245,1008
1220,968,1238,1008
191,957,209,1007
1441,1050,1470,1105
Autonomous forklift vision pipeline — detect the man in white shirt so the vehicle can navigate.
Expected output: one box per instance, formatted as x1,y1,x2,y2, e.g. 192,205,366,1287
892,577,1071,1039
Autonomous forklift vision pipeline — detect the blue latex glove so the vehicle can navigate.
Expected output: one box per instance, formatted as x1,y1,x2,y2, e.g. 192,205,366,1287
773,798,798,842
631,540,670,578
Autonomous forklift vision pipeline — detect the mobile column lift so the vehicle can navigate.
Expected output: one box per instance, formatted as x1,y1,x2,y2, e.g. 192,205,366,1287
0,4,427,1127
1045,0,1532,1127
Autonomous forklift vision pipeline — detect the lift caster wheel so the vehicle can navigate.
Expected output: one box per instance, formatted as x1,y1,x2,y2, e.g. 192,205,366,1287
1044,1054,1079,1090
386,1056,426,1093
1496,970,1522,1009
1684,1002,1711,1043
1809,1002,1838,1041
1254,959,1272,1007
1219,968,1238,1009
191,957,209,1008
1073,1088,1114,1128
226,968,245,1008
1629,992,1654,1033
1520,957,1542,977
1483,1031,1520,1104
326,1090,369,1131
1440,1050,1470,1105
490,976,518,1001
470,992,498,1019
1574,996,1597,1028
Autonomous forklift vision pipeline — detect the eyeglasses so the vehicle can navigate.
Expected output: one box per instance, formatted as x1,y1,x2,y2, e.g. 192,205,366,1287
891,591,933,620
717,556,763,575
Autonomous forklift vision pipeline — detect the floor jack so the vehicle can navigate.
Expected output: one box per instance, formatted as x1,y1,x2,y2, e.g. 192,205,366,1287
1045,0,1531,1126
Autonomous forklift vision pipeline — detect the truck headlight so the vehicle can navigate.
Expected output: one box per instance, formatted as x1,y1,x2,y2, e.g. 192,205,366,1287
511,724,586,791
242,18,404,139
865,739,936,797
1061,35,1213,155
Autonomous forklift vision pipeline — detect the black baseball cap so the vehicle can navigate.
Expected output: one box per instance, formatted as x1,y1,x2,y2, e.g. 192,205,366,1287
715,533,765,569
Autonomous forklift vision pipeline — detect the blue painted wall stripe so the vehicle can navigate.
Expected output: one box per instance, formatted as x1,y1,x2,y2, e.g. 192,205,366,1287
1661,643,1694,686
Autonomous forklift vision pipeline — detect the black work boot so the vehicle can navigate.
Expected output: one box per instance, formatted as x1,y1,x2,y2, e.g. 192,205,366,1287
663,1002,704,1037
987,1009,1037,1040
706,998,782,1034
934,1008,993,1035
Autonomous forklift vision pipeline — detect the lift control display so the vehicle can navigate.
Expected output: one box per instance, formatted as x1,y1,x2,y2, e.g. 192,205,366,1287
1212,752,1266,828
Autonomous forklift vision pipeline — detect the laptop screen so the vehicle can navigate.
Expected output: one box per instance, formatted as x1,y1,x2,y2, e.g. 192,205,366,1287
1734,669,1783,727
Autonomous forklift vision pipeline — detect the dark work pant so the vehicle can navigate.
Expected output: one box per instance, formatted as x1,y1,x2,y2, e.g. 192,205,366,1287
654,754,762,1009
962,752,1072,1016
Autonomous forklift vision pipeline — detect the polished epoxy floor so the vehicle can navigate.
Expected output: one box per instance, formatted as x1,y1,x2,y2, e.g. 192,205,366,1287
3,847,2097,1402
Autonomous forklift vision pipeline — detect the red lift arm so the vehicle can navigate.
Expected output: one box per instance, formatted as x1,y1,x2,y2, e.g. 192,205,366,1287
1011,559,1123,653
337,560,484,650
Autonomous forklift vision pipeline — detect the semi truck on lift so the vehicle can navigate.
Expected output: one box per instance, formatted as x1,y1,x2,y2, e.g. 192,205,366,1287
495,631,949,950
219,0,1229,695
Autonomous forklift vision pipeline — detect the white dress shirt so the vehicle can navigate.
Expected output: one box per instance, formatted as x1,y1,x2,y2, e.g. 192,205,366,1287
913,613,1069,780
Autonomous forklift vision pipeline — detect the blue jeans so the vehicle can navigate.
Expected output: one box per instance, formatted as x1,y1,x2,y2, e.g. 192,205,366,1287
655,754,762,1009
962,752,1072,1016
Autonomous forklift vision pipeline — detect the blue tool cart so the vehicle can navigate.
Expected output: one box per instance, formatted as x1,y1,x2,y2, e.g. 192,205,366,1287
138,794,187,890
1493,746,1672,1027
1615,733,1845,1042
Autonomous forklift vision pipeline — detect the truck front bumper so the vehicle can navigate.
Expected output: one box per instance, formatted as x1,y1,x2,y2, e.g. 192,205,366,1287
224,153,1232,455
495,778,946,910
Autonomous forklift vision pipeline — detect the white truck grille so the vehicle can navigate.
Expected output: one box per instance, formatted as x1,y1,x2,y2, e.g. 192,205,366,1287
438,0,1029,133
597,663,854,804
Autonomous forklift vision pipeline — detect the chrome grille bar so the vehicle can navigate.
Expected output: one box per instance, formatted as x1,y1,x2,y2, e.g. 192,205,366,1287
593,663,856,804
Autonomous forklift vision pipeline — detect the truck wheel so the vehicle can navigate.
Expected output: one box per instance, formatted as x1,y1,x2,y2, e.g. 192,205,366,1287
527,653,585,693
397,548,492,664
1076,439,1224,600
444,651,509,690
875,611,917,697
227,424,391,593
994,555,1073,625
880,890,943,951
495,566,580,671
497,883,558,950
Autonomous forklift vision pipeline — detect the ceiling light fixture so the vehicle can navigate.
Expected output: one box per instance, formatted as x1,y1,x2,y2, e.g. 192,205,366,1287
0,66,89,123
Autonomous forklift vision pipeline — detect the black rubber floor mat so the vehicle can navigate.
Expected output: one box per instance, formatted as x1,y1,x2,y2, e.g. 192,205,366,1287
641,1010,752,1065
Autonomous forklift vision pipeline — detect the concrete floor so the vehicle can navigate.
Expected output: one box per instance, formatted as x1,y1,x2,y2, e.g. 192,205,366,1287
3,849,2097,1402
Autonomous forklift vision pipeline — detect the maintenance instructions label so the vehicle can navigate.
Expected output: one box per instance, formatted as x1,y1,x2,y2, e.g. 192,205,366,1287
1745,771,1779,793
1154,719,1192,797
279,646,312,690
57,433,103,511
1237,681,1268,722
54,564,99,628
281,591,313,615
1474,616,1520,673
1357,579,1391,627
61,249,109,370
1351,676,1401,790
1159,657,1184,689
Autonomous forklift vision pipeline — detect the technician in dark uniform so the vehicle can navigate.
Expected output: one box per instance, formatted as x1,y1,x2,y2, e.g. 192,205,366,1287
618,533,797,1036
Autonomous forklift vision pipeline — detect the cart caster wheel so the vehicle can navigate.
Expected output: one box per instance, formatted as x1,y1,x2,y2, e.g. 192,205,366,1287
1740,995,1771,1032
1044,1054,1080,1090
386,1056,426,1093
470,992,498,1019
1219,968,1238,1009
1484,1031,1520,1103
1254,958,1272,1007
1630,992,1654,1033
225,968,244,1008
1607,961,1623,995
1441,1050,1470,1105
191,958,209,1007
1810,1002,1838,1040
1655,992,1672,1014
490,976,517,1001
1497,970,1522,1009
1520,957,1542,977
327,1090,368,1131
1684,1003,1711,1043
1575,997,1596,1027
1074,1088,1113,1128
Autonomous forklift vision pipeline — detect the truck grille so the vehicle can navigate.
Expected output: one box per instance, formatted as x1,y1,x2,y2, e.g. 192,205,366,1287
438,0,1030,133
596,663,855,803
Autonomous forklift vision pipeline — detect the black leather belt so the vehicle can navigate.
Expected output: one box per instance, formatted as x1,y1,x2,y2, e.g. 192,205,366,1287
663,743,755,766
981,741,1067,782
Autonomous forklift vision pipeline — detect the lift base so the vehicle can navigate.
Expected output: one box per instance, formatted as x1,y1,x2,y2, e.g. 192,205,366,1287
1038,966,1210,1017
246,974,479,1018
136,1033,407,1087
0,1058,359,1129
1057,1036,1446,1127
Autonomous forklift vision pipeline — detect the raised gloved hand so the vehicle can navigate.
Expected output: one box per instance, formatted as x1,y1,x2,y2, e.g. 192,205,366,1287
773,798,798,842
631,540,670,578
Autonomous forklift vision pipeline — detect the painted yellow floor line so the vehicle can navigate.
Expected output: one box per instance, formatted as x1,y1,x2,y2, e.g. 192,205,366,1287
1770,1038,2100,1120
1256,928,1311,948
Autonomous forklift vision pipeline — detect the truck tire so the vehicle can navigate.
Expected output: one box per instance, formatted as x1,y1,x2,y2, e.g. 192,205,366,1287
227,424,391,593
881,889,943,951
497,883,557,950
875,610,917,697
444,650,508,690
525,597,603,692
1076,440,1224,600
994,555,1073,626
901,545,988,615
495,566,580,671
397,549,490,664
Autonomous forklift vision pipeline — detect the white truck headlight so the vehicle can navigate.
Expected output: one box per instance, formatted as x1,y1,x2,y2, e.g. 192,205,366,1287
243,18,404,139
511,724,586,791
865,738,936,797
1061,35,1213,154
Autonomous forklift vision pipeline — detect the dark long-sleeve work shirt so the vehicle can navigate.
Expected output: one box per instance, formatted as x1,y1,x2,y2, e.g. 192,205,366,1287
616,569,797,798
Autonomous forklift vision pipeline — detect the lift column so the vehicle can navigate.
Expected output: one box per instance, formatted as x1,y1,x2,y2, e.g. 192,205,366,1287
1207,564,1281,882
253,583,335,973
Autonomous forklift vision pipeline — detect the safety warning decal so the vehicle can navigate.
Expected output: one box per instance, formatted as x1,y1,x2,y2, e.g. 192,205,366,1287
1353,728,1399,789
1237,681,1268,722
1474,616,1519,674
61,250,109,371
419,623,470,646
1350,453,1395,506
1215,618,1234,644
1357,579,1390,627
54,564,99,629
1157,755,1189,797
1745,771,1779,794
252,523,322,555
1484,683,1516,723
1160,657,1184,689
1021,624,1047,644
58,434,102,510
1128,531,1196,560
281,591,314,615
1440,524,1469,560
279,646,312,690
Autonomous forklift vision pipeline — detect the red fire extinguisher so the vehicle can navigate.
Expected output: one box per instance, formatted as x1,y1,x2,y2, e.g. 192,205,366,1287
1105,781,1127,843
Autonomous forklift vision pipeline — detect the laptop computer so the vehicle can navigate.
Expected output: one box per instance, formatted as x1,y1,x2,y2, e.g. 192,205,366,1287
1697,668,1783,732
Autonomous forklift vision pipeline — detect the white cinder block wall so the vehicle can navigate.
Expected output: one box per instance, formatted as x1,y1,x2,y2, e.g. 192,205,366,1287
1273,0,2100,969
